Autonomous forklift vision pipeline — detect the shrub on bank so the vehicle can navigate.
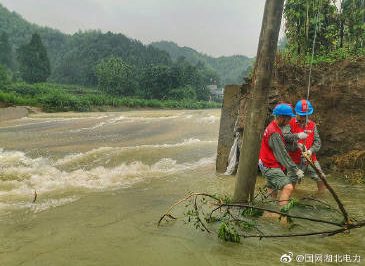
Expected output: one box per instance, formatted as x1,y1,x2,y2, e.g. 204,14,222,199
0,82,221,111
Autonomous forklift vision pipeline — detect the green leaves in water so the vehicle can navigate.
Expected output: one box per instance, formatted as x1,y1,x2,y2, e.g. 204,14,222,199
218,222,240,243
185,209,206,231
280,198,299,225
280,198,298,214
219,194,233,204
241,207,264,218
216,207,259,243
160,192,357,243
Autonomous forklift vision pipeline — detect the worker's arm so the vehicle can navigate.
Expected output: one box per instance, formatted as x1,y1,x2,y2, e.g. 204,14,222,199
269,133,298,172
309,126,321,153
282,124,298,152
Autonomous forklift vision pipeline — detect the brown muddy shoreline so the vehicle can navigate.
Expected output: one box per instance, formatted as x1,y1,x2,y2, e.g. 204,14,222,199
0,106,32,122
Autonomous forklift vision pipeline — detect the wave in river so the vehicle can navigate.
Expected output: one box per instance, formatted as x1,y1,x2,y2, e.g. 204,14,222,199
55,138,214,166
68,113,213,132
0,147,215,211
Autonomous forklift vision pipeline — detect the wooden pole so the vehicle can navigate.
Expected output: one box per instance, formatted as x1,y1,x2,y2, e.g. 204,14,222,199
233,0,285,203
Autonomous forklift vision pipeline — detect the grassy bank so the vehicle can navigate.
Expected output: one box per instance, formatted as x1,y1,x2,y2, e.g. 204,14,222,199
0,83,221,112
278,48,365,66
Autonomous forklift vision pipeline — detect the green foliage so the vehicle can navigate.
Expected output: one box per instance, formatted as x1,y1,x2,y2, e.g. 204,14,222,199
0,4,225,101
284,0,338,56
0,64,11,90
164,192,356,243
0,82,220,111
96,57,135,96
341,0,365,51
167,86,197,100
280,198,299,214
284,0,365,62
185,209,208,231
310,47,365,64
237,220,257,231
241,207,264,218
218,222,240,243
17,33,51,83
139,64,172,99
39,91,91,112
0,32,13,69
0,91,37,106
218,194,233,204
151,41,254,85
51,31,170,86
278,198,298,225
138,59,214,101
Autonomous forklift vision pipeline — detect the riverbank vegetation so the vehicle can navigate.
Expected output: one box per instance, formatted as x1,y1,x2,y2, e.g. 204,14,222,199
0,4,228,111
0,2,253,112
0,81,221,112
0,31,221,111
280,0,365,65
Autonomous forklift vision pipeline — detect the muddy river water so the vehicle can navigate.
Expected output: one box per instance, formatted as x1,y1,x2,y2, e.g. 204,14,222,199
0,109,363,265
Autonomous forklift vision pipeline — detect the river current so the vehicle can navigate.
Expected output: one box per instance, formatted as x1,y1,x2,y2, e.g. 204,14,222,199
0,109,363,265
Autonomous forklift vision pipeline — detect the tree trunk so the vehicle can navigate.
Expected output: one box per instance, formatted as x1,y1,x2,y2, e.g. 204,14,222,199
339,1,344,49
233,0,284,203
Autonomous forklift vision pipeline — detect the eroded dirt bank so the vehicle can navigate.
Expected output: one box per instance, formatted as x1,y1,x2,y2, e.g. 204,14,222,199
273,57,365,181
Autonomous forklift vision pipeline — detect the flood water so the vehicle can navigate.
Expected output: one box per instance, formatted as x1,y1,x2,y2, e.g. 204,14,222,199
0,109,363,266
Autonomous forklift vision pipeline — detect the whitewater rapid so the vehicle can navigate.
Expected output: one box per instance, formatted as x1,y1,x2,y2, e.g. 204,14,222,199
0,110,220,213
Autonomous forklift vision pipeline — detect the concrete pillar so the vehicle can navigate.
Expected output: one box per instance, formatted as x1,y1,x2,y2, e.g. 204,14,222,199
216,85,241,173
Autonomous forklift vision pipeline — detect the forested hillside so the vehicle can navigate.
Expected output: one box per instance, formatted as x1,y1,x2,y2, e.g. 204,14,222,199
0,3,221,102
151,41,253,85
0,4,66,69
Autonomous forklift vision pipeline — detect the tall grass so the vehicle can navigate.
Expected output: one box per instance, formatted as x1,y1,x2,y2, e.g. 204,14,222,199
279,48,365,66
0,82,221,112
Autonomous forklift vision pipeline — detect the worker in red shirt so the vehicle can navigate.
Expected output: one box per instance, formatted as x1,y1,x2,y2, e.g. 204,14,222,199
259,103,304,207
283,99,326,193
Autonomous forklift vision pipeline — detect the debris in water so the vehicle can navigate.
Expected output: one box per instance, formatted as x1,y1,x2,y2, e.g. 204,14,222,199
33,190,38,203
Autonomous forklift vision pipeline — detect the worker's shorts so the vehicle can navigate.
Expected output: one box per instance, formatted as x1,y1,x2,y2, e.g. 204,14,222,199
259,163,298,191
298,160,324,182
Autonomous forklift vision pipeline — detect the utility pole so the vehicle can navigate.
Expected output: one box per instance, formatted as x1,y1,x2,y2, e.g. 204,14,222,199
233,0,285,203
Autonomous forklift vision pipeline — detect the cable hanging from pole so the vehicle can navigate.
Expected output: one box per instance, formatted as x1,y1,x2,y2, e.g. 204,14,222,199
305,0,321,124
306,0,321,101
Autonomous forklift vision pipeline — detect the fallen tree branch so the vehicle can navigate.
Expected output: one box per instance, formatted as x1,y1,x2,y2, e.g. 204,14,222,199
300,196,343,215
158,192,220,226
193,193,211,233
302,151,350,224
216,203,343,227
242,220,365,239
158,192,365,242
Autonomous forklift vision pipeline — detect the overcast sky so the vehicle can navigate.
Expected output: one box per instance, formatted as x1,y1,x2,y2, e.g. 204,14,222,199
0,0,270,57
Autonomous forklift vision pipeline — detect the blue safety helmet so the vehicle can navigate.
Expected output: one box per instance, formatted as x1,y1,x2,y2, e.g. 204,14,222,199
272,103,295,117
295,99,314,116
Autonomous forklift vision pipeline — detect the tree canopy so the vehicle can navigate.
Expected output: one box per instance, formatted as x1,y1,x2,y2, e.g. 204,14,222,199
0,64,11,90
151,41,253,86
17,33,51,83
96,57,135,96
0,32,13,70
284,0,365,58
